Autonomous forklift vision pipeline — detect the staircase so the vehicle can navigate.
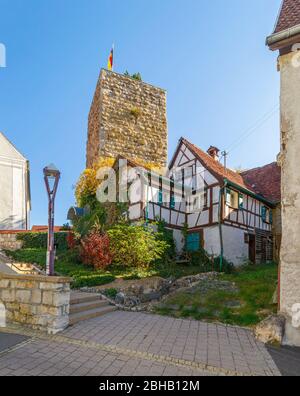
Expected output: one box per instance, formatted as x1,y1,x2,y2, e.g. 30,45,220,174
69,292,117,325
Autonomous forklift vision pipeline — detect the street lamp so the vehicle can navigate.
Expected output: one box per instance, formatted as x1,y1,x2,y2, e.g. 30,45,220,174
43,163,60,276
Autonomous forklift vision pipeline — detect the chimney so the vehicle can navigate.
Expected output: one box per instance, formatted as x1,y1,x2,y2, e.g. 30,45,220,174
207,146,220,161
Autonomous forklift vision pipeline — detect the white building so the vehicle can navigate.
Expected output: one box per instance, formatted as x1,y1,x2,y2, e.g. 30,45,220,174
0,132,31,230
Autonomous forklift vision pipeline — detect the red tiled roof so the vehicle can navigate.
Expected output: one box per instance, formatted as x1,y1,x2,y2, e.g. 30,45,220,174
181,138,253,191
180,138,281,204
241,163,281,204
31,226,64,232
274,0,300,33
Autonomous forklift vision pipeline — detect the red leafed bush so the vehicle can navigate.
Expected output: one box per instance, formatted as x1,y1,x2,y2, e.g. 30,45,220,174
80,232,113,269
67,232,77,250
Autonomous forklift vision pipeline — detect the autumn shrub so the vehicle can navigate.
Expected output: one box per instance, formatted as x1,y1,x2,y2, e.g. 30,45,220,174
107,223,169,269
80,231,113,270
66,232,77,250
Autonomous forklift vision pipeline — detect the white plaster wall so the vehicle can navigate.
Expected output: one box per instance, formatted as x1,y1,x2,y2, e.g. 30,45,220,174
278,52,300,319
129,203,142,220
204,226,221,257
0,160,28,230
173,229,185,253
212,186,220,204
222,225,248,266
0,133,29,230
0,162,13,228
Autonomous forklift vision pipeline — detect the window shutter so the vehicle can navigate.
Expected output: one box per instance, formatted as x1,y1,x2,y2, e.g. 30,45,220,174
170,194,175,209
261,206,267,222
158,190,163,205
269,210,273,225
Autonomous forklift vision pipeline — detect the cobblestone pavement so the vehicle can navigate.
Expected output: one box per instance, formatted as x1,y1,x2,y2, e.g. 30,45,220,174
63,311,281,376
0,337,215,376
0,311,281,376
0,333,29,353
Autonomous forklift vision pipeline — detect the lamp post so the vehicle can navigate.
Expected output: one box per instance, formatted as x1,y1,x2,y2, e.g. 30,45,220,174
43,163,60,276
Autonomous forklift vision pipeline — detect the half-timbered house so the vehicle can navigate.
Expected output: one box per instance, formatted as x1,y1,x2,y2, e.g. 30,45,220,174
125,138,279,266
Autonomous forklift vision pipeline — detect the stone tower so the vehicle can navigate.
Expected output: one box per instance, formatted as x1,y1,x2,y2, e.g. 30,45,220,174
86,69,168,168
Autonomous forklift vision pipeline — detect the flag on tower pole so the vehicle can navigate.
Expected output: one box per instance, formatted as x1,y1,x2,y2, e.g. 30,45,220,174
107,45,114,71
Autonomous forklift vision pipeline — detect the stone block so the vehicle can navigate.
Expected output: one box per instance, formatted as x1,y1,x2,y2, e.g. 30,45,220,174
2,289,16,302
16,289,32,304
40,282,63,291
42,291,53,305
31,289,42,304
0,279,10,288
19,303,36,315
52,292,70,307
48,316,69,334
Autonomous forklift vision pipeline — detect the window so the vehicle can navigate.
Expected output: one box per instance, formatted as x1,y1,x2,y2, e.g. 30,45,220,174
225,188,239,209
163,192,170,206
261,206,273,224
187,190,207,212
238,193,244,209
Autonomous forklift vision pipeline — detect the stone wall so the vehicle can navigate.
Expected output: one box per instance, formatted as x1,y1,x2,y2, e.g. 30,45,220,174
278,51,300,345
0,272,71,334
86,69,168,168
0,231,24,250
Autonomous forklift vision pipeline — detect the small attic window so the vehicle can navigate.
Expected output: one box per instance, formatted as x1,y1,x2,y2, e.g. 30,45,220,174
225,188,239,209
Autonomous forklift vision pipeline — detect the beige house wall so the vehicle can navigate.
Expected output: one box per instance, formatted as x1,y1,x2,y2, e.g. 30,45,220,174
278,52,300,343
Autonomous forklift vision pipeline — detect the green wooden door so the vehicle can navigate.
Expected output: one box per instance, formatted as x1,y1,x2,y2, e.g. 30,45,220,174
186,233,200,252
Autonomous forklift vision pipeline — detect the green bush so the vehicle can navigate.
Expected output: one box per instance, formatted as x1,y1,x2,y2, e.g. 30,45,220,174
189,248,212,271
213,256,235,274
72,274,115,289
105,288,118,299
16,232,69,250
107,223,169,269
188,249,235,274
156,221,176,262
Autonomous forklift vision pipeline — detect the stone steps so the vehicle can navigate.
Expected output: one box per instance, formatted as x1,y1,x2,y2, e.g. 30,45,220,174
70,299,108,314
69,292,116,325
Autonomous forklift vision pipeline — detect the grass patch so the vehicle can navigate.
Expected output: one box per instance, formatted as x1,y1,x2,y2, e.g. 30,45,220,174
5,248,206,289
155,262,278,327
5,248,116,289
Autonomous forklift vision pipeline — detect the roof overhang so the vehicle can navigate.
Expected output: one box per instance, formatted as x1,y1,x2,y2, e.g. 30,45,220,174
266,24,300,51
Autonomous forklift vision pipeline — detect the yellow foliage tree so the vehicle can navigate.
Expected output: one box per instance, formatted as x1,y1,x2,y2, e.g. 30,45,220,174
75,157,115,207
75,156,165,207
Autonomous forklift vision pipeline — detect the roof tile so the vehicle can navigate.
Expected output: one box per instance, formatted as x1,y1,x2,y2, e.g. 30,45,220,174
181,138,281,204
274,0,300,33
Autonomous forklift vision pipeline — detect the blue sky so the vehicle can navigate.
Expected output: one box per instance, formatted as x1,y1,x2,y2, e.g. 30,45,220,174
0,0,282,226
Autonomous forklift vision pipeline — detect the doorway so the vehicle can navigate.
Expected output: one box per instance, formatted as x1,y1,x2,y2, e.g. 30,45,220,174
249,234,256,264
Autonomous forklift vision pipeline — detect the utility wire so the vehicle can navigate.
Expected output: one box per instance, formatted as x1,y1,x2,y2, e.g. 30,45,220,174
225,104,279,155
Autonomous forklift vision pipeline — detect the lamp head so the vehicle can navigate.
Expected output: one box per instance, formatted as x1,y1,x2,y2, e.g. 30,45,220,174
43,163,60,179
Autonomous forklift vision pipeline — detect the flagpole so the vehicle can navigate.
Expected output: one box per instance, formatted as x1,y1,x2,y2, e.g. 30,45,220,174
112,43,115,71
